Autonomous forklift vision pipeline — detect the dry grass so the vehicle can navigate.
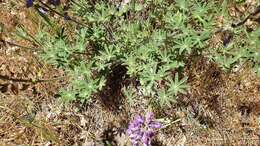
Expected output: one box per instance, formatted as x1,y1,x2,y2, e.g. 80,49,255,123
0,0,259,145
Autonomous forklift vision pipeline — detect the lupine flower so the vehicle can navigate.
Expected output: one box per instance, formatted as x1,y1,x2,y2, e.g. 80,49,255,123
26,0,34,7
48,0,60,6
127,112,161,146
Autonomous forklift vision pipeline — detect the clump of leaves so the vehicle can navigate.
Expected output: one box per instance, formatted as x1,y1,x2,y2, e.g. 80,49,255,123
21,0,227,106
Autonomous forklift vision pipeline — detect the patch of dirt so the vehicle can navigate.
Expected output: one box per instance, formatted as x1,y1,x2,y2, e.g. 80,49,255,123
98,63,128,112
175,56,260,145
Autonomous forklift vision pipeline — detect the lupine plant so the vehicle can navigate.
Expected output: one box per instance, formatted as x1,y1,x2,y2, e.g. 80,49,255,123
20,0,260,106
127,112,161,146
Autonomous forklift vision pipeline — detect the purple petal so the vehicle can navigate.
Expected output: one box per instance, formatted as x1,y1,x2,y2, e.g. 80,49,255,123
145,112,154,124
134,115,144,125
141,131,154,146
130,132,142,140
127,126,142,135
128,123,138,131
132,142,138,146
148,121,162,129
127,122,142,134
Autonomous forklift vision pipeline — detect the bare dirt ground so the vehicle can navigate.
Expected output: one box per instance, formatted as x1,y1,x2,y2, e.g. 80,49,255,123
0,0,259,146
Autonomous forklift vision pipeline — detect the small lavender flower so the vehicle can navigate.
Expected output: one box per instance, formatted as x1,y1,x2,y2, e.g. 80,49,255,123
26,0,34,8
127,112,161,146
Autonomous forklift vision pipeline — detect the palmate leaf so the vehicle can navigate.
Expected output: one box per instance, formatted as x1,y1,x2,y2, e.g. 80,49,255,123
138,61,168,97
136,44,152,61
175,0,189,11
173,36,194,54
213,55,237,70
150,29,166,47
166,73,189,96
72,61,93,79
97,76,106,90
160,61,185,73
41,39,71,67
98,45,117,62
59,89,76,104
140,62,167,86
122,54,140,77
86,2,115,23
94,60,109,72
159,50,172,63
74,28,88,52
71,78,99,102
191,0,212,25
157,89,176,106
164,10,187,30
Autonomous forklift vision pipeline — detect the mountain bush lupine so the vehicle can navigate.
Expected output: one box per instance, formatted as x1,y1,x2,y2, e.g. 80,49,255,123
127,112,161,146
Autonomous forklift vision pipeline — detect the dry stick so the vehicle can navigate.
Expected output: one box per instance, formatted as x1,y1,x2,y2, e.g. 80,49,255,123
0,74,65,84
38,1,88,27
0,105,17,115
1,40,37,51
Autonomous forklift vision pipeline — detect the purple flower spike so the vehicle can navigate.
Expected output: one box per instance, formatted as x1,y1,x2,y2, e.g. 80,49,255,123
26,0,34,8
127,112,161,146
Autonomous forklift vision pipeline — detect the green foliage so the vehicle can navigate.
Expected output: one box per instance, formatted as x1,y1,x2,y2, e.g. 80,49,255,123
33,0,215,105
23,0,259,106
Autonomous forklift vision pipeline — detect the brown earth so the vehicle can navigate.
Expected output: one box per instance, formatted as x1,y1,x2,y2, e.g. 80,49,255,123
0,0,259,146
